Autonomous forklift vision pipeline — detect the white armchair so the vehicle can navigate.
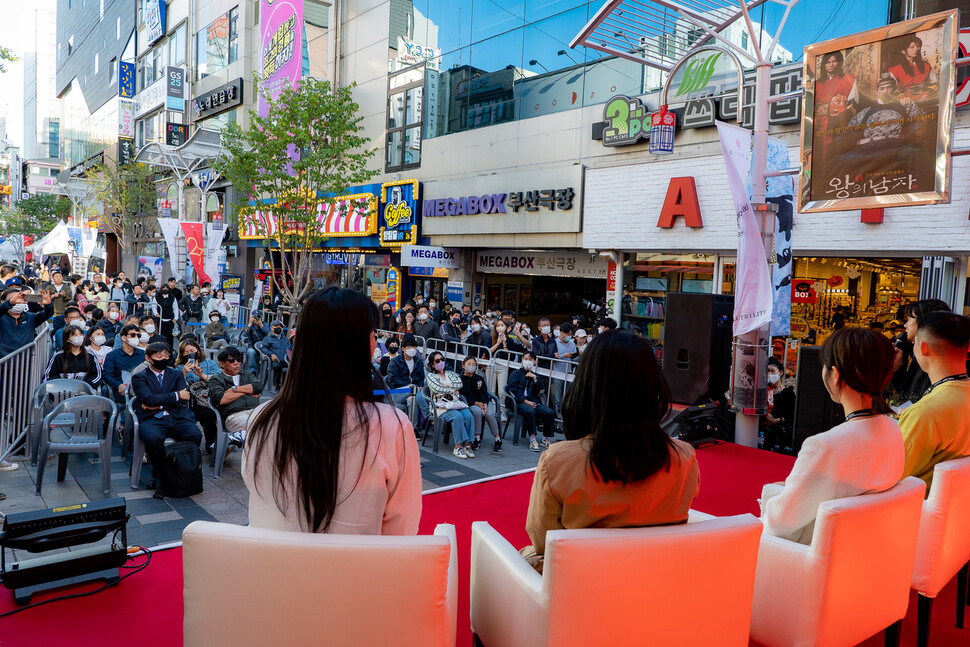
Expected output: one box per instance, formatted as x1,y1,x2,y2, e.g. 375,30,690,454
749,476,926,647
182,521,457,647
470,515,763,647
911,456,970,647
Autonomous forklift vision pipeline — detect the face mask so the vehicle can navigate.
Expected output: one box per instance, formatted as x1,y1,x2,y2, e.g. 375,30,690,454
186,352,198,361
553,328,560,337
10,303,29,314
768,373,781,385
599,327,607,334
434,360,445,371
108,311,120,321
148,356,167,370
387,346,399,354
404,347,417,358
522,360,535,371
272,327,282,334
210,318,220,324
68,335,84,347
92,334,105,345
522,327,530,335
144,324,156,334
562,335,572,343
495,326,506,333
139,332,150,343
429,302,436,309
161,289,169,295
470,323,481,332
464,365,477,375
418,313,428,321
382,310,391,316
452,318,461,325
540,326,551,335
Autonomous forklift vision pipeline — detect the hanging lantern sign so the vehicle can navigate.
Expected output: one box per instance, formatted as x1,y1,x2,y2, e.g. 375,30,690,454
649,106,676,155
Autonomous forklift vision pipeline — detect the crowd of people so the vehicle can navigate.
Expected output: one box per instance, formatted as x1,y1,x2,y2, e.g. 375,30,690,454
3,257,970,583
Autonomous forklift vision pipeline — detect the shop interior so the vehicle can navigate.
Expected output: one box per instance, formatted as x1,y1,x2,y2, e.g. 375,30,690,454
484,275,606,327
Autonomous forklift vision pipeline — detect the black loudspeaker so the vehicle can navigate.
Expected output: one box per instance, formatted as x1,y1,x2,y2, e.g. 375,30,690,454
791,345,844,453
662,293,735,405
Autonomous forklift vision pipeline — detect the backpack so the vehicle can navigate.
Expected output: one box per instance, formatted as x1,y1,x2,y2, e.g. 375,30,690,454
160,441,203,498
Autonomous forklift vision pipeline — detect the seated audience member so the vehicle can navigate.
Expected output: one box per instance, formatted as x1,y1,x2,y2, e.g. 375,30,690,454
260,319,291,389
242,287,421,534
103,324,147,403
45,324,103,386
899,311,970,490
460,355,502,452
175,340,222,453
84,326,112,366
54,306,85,351
893,298,951,402
243,311,269,373
208,346,263,449
379,337,400,377
521,330,700,573
204,311,231,350
508,351,557,452
385,334,430,418
139,315,164,345
130,342,202,498
760,328,904,544
426,351,476,459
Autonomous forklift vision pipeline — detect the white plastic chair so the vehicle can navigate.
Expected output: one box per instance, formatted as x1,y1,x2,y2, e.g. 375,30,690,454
910,456,970,647
749,477,926,647
182,521,458,647
470,515,763,647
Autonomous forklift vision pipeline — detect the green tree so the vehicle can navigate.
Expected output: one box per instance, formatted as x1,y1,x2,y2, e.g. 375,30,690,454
0,46,17,74
88,161,159,252
17,193,72,221
0,201,61,263
214,77,378,309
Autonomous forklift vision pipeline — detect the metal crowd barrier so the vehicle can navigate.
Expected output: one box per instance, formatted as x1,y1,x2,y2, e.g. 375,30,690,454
0,323,52,462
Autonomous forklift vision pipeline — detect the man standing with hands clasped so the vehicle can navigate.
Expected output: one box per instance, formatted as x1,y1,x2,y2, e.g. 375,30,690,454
130,342,202,497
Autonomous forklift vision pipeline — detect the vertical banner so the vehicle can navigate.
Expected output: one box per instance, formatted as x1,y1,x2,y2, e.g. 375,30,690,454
766,138,794,337
259,0,304,117
180,222,209,284
716,121,773,336
157,218,183,281
204,222,227,288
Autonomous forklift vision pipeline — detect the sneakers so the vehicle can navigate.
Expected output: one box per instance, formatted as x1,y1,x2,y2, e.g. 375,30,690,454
493,439,503,452
227,431,245,448
464,444,476,458
471,439,481,451
0,460,19,472
540,437,554,448
452,446,467,459
529,440,541,452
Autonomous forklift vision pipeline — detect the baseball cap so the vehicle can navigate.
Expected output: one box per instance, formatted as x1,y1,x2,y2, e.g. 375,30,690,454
575,329,588,338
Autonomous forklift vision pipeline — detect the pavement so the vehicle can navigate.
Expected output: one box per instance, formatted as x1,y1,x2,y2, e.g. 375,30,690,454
0,410,545,554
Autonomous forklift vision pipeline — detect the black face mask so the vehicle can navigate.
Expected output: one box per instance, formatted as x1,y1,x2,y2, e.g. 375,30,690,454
382,310,391,316
272,327,282,334
452,318,461,325
161,289,169,295
148,356,168,370
387,346,399,354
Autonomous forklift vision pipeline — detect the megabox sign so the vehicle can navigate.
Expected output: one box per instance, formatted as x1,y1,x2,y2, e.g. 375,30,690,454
400,245,460,269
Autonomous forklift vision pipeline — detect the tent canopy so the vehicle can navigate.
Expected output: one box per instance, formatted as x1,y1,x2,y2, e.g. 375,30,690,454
27,222,71,256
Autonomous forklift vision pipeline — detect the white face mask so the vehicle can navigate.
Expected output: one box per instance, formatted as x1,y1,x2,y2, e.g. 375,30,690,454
521,360,535,370
139,332,150,343
68,335,84,347
418,313,428,321
108,311,120,321
404,347,418,358
144,324,156,334
495,326,506,333
768,373,781,385
92,334,106,345
464,365,477,374
10,303,29,314
429,302,436,309
599,327,607,334
540,326,551,335
470,323,481,332
415,298,424,305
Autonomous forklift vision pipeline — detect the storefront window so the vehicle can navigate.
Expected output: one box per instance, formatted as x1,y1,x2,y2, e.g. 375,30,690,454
168,23,186,67
621,253,717,342
386,66,425,172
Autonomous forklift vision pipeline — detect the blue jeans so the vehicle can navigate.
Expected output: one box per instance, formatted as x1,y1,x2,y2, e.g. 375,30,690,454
246,348,259,374
391,391,429,422
439,408,475,445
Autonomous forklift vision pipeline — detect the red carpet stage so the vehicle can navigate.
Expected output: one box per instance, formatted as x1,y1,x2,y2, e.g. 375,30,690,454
0,442,966,646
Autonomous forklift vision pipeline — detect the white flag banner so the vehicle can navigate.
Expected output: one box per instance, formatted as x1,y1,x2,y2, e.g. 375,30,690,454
204,223,227,288
716,121,773,336
157,218,184,282
80,226,99,258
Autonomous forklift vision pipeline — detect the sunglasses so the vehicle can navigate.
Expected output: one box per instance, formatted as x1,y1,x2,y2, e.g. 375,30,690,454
224,358,242,364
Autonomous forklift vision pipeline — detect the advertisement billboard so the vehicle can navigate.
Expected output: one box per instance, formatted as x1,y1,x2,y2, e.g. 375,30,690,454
799,10,958,213
259,0,304,117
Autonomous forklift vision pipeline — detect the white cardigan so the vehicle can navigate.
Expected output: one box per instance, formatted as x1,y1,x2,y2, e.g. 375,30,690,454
760,415,905,545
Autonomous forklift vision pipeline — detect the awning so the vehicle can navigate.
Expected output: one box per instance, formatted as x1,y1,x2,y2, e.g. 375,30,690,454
570,0,793,71
133,127,225,174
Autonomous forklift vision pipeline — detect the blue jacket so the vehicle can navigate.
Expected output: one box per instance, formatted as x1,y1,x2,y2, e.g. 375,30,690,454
244,322,270,347
102,346,146,390
507,367,546,404
261,334,290,361
0,299,53,359
530,334,558,360
386,354,426,389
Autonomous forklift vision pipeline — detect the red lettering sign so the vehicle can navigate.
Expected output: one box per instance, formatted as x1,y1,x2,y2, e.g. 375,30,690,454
791,280,818,304
657,177,703,228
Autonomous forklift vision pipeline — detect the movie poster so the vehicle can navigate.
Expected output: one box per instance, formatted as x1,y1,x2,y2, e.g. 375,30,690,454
800,11,957,212
137,255,164,280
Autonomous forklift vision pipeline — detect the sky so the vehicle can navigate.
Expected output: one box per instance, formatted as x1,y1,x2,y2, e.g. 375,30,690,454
0,1,32,150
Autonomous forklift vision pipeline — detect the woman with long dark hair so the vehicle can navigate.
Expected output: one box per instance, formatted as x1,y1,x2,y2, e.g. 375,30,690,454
397,310,417,334
44,324,103,387
760,328,904,544
888,35,937,102
242,287,421,535
814,51,858,160
520,330,700,573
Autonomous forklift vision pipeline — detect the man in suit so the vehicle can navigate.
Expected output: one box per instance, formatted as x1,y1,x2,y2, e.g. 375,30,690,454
130,342,201,495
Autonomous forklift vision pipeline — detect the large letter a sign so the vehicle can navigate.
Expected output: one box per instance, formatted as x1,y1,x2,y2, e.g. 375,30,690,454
657,177,703,228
